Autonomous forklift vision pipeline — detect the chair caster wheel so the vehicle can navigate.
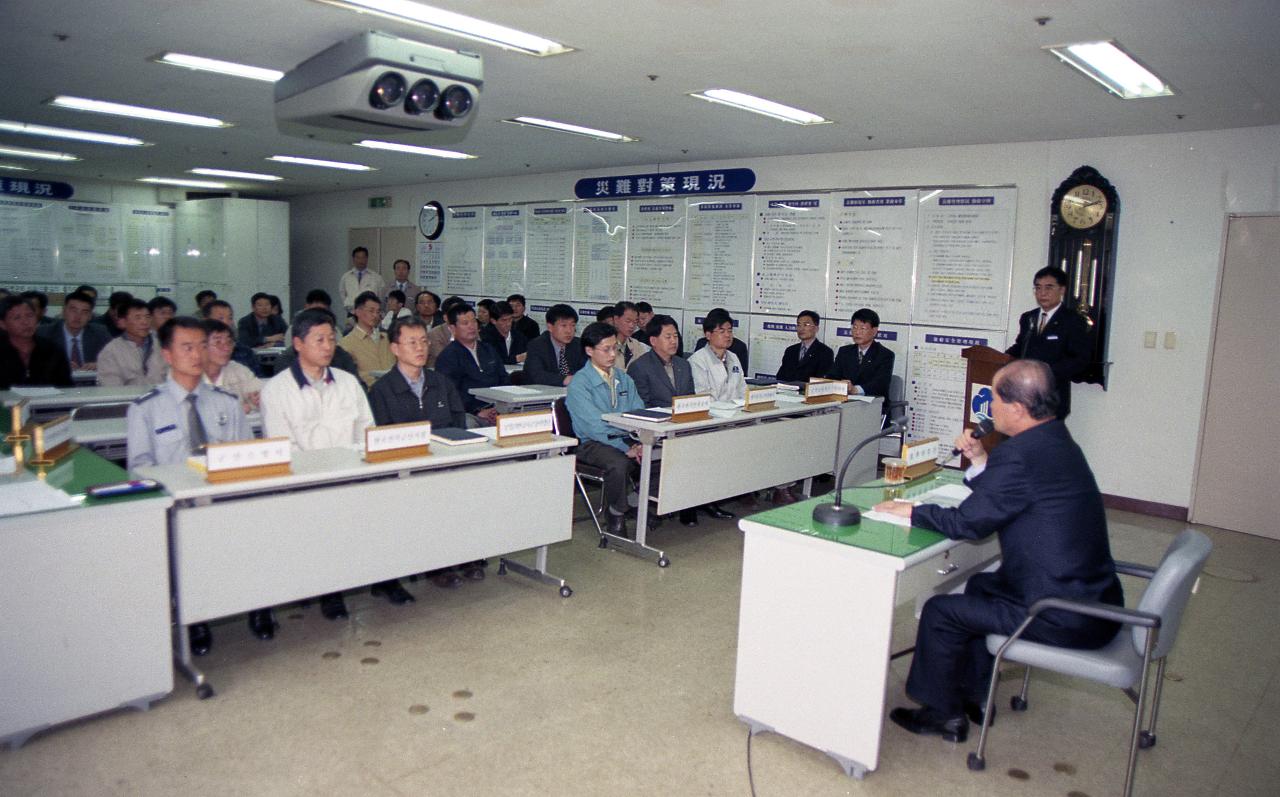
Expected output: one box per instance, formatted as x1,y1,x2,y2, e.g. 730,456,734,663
497,562,508,576
966,752,985,771
598,536,608,549
657,556,670,568
196,683,215,700
559,585,573,598
1138,732,1156,749
1010,696,1027,711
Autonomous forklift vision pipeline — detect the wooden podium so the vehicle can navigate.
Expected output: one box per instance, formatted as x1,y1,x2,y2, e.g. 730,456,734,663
961,346,1011,461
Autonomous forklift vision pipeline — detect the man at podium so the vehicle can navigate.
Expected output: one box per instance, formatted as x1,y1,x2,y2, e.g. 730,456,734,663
1005,266,1092,419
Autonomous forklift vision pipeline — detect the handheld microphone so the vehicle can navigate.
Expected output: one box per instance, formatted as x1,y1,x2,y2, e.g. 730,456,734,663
952,417,995,457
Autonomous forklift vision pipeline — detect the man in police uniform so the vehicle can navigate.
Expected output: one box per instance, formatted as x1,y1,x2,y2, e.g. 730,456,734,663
126,316,264,656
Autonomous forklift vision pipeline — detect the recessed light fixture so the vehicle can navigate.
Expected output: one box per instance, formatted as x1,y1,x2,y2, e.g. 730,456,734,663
0,163,35,171
353,139,476,159
267,155,376,171
48,96,231,128
502,117,637,143
689,89,830,125
138,177,231,189
314,0,573,56
1045,40,1174,99
0,145,80,162
189,168,284,181
0,119,149,147
154,52,285,83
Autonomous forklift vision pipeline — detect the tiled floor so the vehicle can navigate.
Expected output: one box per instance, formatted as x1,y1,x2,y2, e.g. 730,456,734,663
1,501,1275,796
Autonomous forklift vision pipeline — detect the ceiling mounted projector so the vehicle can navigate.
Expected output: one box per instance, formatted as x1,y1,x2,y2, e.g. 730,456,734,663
275,31,482,144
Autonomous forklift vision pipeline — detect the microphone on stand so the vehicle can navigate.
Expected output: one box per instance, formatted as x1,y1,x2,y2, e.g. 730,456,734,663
951,417,995,458
812,420,907,527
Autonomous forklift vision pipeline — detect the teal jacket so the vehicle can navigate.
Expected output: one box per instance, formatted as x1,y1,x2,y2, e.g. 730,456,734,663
565,363,644,452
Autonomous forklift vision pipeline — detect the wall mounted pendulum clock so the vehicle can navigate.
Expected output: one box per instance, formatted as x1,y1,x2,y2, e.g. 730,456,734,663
1048,165,1119,387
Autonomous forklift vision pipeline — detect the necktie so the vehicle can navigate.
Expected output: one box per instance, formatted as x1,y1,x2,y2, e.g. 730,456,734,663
70,336,82,368
1037,312,1048,334
186,393,208,453
623,342,632,366
799,345,809,362
557,346,570,378
357,270,364,284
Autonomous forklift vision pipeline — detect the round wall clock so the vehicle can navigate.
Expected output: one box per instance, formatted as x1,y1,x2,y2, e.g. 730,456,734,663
418,201,444,240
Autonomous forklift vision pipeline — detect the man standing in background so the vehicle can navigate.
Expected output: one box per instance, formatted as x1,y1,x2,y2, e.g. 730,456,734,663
338,246,386,315
1005,266,1092,419
388,258,419,305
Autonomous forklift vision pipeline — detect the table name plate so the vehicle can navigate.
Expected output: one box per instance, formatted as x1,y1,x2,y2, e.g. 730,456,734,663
365,421,432,463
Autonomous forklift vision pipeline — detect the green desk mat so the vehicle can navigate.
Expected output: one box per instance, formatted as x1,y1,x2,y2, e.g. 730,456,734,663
3,440,152,507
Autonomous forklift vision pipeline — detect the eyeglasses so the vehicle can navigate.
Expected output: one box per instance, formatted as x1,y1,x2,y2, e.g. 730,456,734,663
795,321,817,328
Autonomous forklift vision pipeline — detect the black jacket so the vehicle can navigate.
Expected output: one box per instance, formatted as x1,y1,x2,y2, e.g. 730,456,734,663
0,336,73,389
513,315,540,342
481,325,528,365
827,340,894,400
523,332,586,387
237,313,288,348
37,320,112,365
776,339,834,383
368,366,466,430
1006,306,1092,419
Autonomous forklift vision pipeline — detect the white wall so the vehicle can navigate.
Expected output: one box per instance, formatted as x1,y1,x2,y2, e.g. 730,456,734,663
288,124,1280,509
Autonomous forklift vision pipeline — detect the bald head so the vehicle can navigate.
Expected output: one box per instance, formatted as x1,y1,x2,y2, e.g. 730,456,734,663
994,359,1059,421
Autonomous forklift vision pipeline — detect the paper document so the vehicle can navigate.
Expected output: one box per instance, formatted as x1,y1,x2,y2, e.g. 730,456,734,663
0,480,77,517
917,483,972,508
10,386,62,397
775,392,805,403
862,509,913,527
489,385,539,396
470,426,500,440
847,395,874,403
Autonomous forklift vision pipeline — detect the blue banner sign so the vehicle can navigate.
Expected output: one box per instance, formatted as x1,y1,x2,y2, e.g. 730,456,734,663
575,168,755,200
1,178,73,200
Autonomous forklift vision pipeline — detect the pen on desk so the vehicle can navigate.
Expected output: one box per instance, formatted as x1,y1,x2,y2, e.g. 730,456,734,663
892,498,914,504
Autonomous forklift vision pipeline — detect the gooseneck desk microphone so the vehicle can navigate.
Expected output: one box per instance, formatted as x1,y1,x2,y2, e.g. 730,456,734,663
812,421,906,527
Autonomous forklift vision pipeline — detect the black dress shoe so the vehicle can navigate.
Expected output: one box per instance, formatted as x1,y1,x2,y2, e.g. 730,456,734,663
188,623,212,656
701,503,735,520
607,511,629,538
319,593,349,620
248,609,276,640
371,579,415,605
432,570,463,589
964,700,995,727
889,706,969,743
463,561,486,581
679,508,699,527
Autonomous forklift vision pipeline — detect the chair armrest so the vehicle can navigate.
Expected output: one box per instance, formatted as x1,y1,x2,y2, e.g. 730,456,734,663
1027,596,1161,629
1115,561,1157,580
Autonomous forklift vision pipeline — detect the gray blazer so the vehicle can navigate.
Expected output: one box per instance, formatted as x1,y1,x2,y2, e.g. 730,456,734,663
628,350,695,407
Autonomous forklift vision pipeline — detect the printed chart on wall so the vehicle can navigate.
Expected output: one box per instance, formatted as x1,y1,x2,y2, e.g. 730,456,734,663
626,200,685,307
686,197,752,313
907,327,1006,466
58,204,124,282
828,191,917,324
124,207,174,283
524,204,573,300
572,203,626,303
914,188,1015,330
748,315,797,380
443,207,484,296
0,199,57,281
483,207,525,296
753,196,829,316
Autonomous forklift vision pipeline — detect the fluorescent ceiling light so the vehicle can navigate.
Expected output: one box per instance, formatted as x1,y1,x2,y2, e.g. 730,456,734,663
155,52,284,82
1046,41,1174,99
502,117,637,143
189,168,284,181
48,96,231,128
0,163,35,171
139,177,230,189
314,0,572,56
354,139,476,160
267,155,376,171
0,145,80,161
690,89,830,125
0,119,149,147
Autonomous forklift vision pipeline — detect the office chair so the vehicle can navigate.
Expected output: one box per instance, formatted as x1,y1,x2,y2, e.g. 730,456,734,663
550,397,608,543
70,402,131,421
967,529,1212,797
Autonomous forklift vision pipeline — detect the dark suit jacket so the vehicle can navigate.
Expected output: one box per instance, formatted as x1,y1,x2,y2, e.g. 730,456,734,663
1006,306,1092,419
827,340,894,400
237,313,288,348
628,350,695,407
776,339,834,382
0,336,73,389
913,420,1123,637
513,316,540,342
435,340,508,412
633,328,685,357
693,336,749,374
37,320,111,365
368,367,466,430
480,325,528,365
524,332,586,387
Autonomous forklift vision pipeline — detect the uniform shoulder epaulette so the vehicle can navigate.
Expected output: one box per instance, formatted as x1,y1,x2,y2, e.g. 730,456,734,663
210,385,240,401
133,387,162,405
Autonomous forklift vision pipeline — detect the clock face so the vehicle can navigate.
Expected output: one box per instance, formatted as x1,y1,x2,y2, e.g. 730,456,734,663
1060,184,1108,229
419,201,444,240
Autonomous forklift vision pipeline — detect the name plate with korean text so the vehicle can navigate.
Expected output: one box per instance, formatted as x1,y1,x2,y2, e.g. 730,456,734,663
203,437,292,483
804,378,849,403
670,393,712,422
901,436,941,480
6,399,31,441
365,421,432,463
743,386,777,412
30,414,75,465
494,409,554,447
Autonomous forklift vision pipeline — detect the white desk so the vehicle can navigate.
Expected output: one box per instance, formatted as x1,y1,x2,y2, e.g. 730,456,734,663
2,385,149,420
602,400,842,566
733,473,1001,778
1,455,172,749
72,369,98,385
468,384,567,414
136,435,577,697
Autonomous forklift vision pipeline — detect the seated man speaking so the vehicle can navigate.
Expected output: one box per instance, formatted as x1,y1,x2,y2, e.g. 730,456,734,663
873,359,1123,743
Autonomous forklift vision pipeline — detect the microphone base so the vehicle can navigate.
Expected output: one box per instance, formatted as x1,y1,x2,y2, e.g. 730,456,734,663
812,502,862,527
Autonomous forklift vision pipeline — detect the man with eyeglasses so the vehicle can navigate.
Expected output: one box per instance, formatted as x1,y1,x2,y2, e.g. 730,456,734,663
776,310,834,382
1005,266,1092,419
827,307,894,404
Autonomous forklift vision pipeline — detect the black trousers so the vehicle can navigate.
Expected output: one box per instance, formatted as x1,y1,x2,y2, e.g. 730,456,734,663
577,440,634,514
905,573,1121,715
